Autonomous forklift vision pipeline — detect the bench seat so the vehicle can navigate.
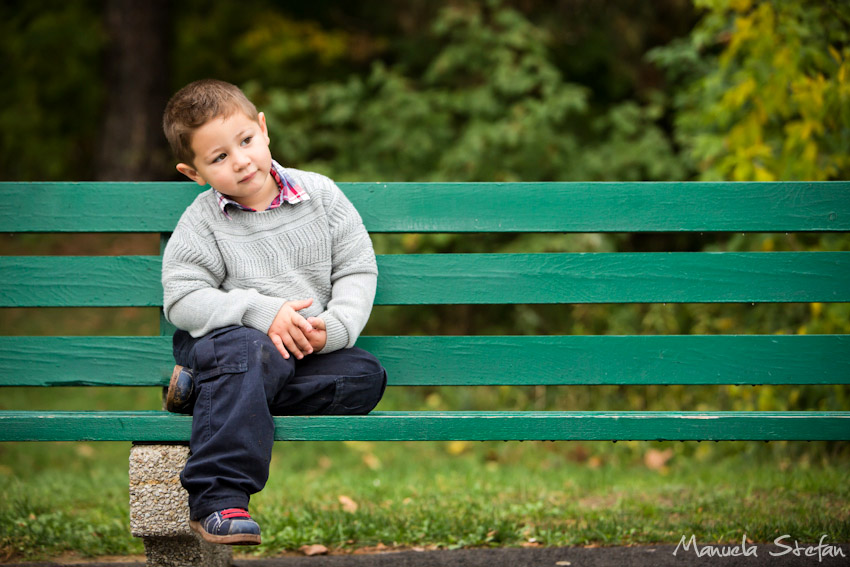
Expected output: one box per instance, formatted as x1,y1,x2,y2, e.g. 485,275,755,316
3,410,850,442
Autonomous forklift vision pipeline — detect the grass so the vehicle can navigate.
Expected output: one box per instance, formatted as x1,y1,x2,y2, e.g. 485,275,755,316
1,437,848,563
1,387,849,562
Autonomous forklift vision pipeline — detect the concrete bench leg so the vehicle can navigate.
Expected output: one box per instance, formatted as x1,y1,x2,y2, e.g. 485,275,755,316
129,444,232,567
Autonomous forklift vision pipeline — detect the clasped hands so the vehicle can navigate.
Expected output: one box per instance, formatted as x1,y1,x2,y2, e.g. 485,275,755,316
267,298,326,360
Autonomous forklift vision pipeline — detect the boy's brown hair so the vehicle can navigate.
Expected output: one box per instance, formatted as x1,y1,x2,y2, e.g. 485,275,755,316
163,79,259,166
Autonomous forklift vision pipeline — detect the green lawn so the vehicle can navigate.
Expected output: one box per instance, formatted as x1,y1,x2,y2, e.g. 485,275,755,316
2,437,848,562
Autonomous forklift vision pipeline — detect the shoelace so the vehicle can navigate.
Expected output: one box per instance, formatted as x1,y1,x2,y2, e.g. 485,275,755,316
220,508,252,520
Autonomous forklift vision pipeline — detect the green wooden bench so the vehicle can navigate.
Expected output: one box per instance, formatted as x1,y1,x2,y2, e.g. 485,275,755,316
1,181,849,565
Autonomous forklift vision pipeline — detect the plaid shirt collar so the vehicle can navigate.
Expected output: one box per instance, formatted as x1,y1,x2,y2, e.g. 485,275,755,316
213,160,309,218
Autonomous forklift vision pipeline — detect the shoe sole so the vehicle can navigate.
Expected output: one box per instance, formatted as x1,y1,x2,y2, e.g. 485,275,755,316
189,519,262,545
166,365,189,413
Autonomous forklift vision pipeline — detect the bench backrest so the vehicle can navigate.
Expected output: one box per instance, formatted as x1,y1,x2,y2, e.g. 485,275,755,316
1,181,848,440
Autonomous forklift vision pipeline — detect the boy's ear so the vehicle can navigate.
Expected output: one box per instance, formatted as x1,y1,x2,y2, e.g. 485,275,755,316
176,163,206,186
258,112,270,143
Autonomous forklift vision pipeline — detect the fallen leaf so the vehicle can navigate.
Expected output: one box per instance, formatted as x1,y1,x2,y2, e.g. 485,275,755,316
644,448,673,470
362,453,381,470
447,440,470,455
339,495,359,513
300,544,328,556
75,444,95,458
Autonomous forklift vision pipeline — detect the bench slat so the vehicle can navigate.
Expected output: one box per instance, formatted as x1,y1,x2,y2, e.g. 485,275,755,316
1,410,848,441
2,252,848,307
1,335,847,387
2,182,848,233
376,252,850,304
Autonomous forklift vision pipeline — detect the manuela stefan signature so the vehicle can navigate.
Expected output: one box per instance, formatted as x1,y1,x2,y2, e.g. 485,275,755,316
673,534,845,562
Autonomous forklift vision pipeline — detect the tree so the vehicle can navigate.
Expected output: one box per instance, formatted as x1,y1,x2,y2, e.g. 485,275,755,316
650,0,850,181
96,0,171,180
255,0,685,182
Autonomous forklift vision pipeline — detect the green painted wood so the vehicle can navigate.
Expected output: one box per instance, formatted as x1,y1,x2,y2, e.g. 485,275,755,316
351,181,850,233
2,181,848,233
1,410,848,442
3,335,847,387
375,252,850,304
357,335,850,386
2,252,848,307
0,256,162,307
0,183,199,233
0,337,173,387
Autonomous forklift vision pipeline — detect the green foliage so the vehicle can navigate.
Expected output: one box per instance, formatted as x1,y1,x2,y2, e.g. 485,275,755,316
171,1,372,89
0,1,105,180
650,0,850,180
255,0,685,182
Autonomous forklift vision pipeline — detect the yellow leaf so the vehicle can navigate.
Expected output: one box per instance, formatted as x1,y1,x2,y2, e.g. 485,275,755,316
447,440,470,455
754,166,775,182
722,77,757,108
789,389,800,405
839,64,847,85
803,141,818,164
425,393,443,409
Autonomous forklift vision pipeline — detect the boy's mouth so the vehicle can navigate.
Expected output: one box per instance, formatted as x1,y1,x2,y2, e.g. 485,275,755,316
239,171,257,184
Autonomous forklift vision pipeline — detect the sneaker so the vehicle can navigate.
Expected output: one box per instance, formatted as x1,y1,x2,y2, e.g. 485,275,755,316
166,365,195,414
189,508,262,545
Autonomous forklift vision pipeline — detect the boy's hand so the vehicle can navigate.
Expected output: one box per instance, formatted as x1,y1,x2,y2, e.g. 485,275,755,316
305,317,327,352
268,299,315,360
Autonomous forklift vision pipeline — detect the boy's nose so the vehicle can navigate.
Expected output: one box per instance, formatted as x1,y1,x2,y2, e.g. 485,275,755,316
233,150,251,169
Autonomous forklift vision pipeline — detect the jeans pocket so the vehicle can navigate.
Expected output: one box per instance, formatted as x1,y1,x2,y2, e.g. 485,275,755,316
192,326,249,382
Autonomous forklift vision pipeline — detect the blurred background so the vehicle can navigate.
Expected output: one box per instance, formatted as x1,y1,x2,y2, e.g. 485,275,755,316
3,0,848,184
1,1,849,559
1,0,849,466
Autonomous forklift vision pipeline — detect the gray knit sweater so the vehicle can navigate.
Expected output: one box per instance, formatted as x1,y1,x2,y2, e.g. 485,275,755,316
162,167,378,354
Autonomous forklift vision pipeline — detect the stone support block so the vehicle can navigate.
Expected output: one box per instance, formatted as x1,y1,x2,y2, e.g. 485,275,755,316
129,444,232,567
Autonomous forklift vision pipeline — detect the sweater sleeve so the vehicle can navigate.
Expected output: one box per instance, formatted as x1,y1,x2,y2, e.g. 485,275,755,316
314,179,378,354
162,220,285,338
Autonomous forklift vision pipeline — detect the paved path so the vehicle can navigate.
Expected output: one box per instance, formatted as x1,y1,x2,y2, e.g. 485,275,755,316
10,544,850,567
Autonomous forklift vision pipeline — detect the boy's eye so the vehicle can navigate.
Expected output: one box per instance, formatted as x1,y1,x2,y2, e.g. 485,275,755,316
241,136,252,146
212,153,227,163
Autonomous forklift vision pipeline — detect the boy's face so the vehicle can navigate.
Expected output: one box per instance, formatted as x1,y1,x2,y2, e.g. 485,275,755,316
176,111,276,209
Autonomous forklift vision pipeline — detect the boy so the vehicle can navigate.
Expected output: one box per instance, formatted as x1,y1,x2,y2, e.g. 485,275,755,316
161,79,387,546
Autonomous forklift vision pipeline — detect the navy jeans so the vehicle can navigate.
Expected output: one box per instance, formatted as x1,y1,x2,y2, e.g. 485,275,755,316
172,325,387,520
